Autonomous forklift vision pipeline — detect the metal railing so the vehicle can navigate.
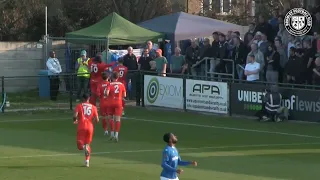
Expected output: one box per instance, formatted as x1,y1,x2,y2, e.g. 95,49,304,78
191,57,235,80
0,70,141,112
1,70,320,122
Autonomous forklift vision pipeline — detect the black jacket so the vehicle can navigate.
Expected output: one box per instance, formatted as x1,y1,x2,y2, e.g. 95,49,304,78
211,40,219,58
266,51,280,71
185,46,200,65
218,41,229,60
232,42,247,65
123,54,138,70
138,56,153,71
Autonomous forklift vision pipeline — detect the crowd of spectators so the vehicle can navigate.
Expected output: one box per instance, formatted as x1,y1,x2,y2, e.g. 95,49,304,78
164,8,320,86
90,8,320,88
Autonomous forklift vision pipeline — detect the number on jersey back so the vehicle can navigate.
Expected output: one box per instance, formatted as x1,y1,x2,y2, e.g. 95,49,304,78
83,104,92,116
88,61,110,82
113,65,128,83
119,70,124,78
109,82,125,101
75,103,97,123
91,64,98,73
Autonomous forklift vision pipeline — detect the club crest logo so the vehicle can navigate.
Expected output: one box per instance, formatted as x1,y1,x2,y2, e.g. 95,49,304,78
284,8,312,36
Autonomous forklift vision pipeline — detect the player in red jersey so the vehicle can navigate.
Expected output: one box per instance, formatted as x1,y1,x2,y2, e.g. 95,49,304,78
96,72,111,136
88,53,111,105
112,59,128,115
73,93,99,167
105,71,126,142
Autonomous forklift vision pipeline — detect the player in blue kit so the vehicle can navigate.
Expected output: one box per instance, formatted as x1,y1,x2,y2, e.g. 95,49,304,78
160,133,197,180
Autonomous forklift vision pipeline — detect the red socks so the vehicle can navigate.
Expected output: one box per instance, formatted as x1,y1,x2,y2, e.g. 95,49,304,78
115,121,121,132
85,145,91,160
102,118,108,131
77,141,91,160
122,99,125,108
109,119,114,131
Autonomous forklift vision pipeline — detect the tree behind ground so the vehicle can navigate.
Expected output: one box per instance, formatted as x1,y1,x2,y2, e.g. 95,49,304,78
0,0,172,41
0,0,305,41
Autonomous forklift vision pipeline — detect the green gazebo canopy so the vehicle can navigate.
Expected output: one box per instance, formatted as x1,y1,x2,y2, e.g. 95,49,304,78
66,12,163,45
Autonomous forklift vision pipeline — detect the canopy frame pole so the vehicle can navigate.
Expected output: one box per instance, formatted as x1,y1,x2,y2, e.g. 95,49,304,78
106,37,110,63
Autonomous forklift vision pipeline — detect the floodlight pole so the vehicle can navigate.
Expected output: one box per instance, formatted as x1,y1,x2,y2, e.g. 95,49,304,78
45,6,48,41
45,6,48,68
186,0,189,13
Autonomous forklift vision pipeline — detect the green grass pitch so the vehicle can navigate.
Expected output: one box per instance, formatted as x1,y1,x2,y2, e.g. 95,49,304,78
0,107,320,180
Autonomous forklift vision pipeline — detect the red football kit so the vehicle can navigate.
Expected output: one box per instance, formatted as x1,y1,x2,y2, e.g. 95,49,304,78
108,81,126,116
113,65,128,87
88,60,110,104
113,65,128,109
75,102,98,152
96,80,110,116
96,80,111,132
107,81,126,140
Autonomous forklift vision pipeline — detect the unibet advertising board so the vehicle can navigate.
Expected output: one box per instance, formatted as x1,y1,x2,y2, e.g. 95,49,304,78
230,83,320,122
186,79,228,114
144,75,183,109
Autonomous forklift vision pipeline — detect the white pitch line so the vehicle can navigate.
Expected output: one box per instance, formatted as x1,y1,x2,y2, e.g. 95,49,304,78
127,117,320,139
1,116,320,139
1,142,320,159
0,117,320,139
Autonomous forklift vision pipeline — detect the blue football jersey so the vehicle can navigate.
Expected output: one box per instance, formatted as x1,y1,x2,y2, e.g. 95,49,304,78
111,53,120,63
165,43,172,65
160,145,191,179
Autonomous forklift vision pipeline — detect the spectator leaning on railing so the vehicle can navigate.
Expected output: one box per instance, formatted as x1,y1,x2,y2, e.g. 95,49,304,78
199,38,212,78
185,40,200,77
247,43,264,77
285,47,300,83
265,43,280,83
211,32,219,58
232,36,247,80
215,33,230,75
244,54,260,82
123,46,138,99
75,50,90,101
46,50,62,101
170,47,186,74
138,48,153,71
210,32,220,75
153,49,168,77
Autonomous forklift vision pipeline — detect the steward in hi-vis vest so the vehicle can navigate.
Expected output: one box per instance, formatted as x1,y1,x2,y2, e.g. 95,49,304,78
76,50,90,101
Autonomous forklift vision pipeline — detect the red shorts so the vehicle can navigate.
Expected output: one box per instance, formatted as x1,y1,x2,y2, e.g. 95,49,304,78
77,126,94,144
109,103,122,116
100,103,108,116
90,81,98,95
